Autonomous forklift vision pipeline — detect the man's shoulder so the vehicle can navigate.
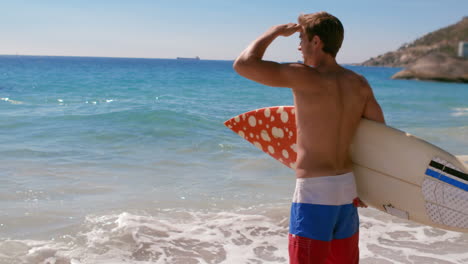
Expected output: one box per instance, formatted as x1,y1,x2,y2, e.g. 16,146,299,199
339,68,371,89
281,63,321,87
283,62,317,73
340,67,364,80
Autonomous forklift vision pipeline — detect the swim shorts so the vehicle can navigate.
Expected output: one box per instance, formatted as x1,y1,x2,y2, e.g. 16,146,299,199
289,172,360,264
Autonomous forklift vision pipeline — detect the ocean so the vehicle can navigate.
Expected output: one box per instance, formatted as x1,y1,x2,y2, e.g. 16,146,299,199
0,56,467,264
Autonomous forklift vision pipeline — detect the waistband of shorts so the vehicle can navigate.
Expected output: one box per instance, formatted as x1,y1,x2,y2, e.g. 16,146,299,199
292,172,357,206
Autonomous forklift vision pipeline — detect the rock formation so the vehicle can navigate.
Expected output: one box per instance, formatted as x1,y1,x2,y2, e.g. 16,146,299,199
391,52,468,82
360,17,468,83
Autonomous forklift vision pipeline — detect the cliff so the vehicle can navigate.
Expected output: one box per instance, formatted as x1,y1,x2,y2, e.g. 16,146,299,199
360,17,468,83
361,17,468,67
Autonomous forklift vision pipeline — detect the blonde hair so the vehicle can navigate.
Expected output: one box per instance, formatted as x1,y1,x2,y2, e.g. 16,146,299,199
298,12,344,57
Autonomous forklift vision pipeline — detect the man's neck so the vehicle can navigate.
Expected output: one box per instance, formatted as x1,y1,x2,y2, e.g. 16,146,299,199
309,54,340,73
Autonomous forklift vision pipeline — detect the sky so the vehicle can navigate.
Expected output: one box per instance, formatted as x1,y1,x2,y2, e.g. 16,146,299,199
1,0,467,63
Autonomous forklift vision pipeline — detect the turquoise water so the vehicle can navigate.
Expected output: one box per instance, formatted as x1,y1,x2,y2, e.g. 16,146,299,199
0,56,467,263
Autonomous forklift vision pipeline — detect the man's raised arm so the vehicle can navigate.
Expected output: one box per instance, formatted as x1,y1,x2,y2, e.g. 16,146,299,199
233,23,302,87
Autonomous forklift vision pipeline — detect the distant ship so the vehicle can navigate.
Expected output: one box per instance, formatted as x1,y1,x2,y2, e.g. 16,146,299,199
176,56,200,61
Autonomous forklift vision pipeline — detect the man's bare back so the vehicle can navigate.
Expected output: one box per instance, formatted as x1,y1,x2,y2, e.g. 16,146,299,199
292,66,379,178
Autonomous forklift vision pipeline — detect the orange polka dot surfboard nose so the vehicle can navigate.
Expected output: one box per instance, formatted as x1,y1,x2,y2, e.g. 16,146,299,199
224,106,297,169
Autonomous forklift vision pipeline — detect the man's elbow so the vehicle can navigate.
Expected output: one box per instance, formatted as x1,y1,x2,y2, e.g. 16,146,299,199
375,113,386,125
377,108,386,124
233,58,243,74
363,109,386,125
374,116,386,125
233,57,252,77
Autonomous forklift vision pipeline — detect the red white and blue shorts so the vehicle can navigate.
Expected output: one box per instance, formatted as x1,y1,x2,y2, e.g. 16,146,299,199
289,172,360,264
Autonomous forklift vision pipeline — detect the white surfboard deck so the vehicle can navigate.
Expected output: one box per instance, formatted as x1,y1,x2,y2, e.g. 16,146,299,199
225,106,468,232
351,119,468,232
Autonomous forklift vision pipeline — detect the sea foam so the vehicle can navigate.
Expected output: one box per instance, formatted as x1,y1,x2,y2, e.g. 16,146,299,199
451,108,468,117
1,206,467,264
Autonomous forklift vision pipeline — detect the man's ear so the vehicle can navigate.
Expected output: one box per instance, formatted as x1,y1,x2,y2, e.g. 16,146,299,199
312,35,321,46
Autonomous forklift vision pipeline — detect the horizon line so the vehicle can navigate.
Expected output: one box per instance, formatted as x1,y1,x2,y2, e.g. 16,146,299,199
0,53,367,65
0,53,235,62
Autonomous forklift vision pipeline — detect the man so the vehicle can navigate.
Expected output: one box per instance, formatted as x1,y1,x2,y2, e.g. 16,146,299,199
233,12,385,264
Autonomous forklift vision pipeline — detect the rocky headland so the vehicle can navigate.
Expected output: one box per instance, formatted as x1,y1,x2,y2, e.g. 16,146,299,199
392,52,468,82
360,17,468,83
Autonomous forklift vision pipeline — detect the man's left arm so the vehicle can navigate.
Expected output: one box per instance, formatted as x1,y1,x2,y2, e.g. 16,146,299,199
233,23,302,87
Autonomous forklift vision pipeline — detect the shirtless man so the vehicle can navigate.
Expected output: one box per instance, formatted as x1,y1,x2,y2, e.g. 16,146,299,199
233,12,385,264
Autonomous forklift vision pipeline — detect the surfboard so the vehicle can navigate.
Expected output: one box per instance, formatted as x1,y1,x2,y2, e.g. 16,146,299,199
224,106,468,232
